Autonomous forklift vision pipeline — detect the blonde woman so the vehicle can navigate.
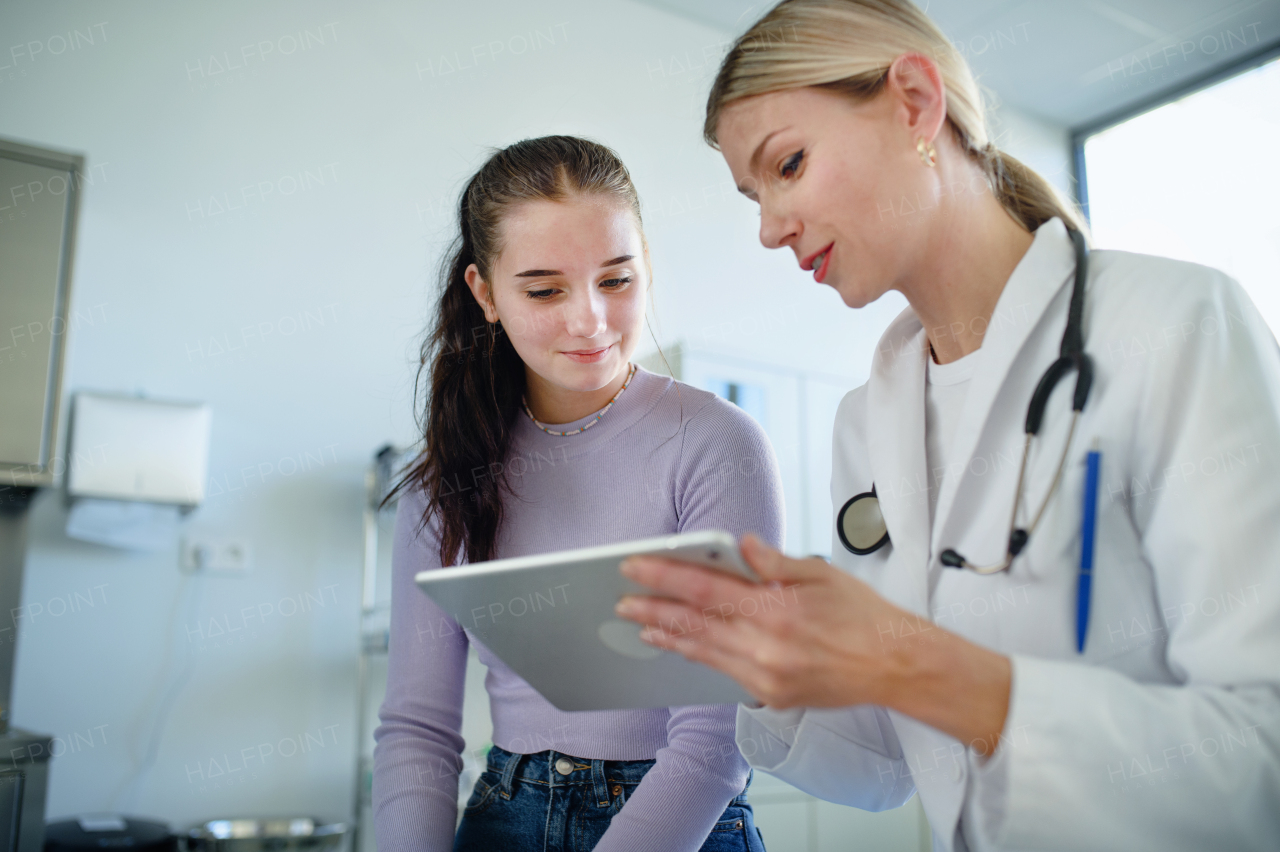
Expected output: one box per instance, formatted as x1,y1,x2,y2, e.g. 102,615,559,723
616,1,1280,850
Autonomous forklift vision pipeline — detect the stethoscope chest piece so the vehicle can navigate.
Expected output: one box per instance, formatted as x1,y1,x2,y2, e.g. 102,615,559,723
837,486,890,555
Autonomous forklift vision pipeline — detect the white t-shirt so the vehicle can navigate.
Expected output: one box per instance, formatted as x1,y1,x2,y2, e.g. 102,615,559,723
925,345,981,524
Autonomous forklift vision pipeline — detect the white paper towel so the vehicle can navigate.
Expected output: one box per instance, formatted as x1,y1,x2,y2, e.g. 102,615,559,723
66,498,181,551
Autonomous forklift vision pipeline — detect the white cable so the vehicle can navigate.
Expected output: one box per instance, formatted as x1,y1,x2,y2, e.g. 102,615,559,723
110,564,204,813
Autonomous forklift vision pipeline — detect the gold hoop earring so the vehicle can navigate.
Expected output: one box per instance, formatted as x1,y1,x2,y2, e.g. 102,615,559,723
916,137,937,167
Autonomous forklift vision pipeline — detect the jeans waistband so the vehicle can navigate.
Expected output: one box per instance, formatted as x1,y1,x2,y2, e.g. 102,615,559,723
486,745,751,807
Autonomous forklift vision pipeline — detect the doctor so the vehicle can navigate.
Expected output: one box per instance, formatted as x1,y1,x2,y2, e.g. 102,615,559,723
614,0,1280,849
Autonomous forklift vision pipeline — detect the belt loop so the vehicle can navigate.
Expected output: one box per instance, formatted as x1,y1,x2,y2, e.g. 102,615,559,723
591,758,609,808
499,750,525,799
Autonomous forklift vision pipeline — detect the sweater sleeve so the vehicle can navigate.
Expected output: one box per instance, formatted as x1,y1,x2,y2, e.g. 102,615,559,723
593,397,786,852
371,489,471,852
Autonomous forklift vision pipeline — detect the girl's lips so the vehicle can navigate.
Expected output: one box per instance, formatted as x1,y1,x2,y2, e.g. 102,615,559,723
562,344,612,363
814,246,833,284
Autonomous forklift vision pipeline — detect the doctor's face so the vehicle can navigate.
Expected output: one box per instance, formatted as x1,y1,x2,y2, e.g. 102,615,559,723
466,195,648,397
716,86,936,308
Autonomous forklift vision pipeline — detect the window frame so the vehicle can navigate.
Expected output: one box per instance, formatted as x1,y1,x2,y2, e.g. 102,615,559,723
1069,40,1280,225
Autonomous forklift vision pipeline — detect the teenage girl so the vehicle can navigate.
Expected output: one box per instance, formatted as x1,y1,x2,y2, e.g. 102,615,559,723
372,135,782,852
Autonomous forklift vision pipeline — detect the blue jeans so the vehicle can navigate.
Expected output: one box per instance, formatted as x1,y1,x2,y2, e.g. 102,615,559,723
454,745,767,852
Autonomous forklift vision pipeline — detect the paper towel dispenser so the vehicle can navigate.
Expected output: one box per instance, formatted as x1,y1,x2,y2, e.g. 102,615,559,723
0,138,83,490
67,394,212,507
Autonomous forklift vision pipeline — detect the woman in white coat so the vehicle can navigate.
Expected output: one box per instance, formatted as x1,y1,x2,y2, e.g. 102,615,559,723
613,0,1280,849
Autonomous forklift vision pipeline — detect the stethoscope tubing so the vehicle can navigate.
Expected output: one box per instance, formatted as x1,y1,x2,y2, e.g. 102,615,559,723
838,228,1093,565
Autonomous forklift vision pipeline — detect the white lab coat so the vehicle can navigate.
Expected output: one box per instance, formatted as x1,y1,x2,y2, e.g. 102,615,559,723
736,218,1280,851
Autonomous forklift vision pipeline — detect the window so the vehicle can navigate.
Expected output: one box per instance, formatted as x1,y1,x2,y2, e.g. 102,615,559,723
1080,55,1280,337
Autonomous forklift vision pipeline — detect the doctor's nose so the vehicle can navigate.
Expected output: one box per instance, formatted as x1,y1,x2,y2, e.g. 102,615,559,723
562,289,608,339
758,203,800,251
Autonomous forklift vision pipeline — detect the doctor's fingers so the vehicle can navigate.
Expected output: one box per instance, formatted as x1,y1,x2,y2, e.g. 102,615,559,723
629,593,886,707
617,570,871,648
696,610,890,709
740,534,831,582
615,588,779,636
635,613,801,705
620,555,759,608
659,620,846,709
625,589,817,671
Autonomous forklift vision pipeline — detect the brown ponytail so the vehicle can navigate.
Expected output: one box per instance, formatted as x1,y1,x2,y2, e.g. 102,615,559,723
389,136,644,566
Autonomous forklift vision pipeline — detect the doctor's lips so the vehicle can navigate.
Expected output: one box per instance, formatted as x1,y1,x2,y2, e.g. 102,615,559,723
801,243,834,283
562,343,613,363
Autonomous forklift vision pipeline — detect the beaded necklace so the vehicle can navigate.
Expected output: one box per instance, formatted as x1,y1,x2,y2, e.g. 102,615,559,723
522,363,637,437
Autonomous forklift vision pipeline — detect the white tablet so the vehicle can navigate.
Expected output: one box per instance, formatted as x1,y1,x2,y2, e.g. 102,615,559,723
415,530,758,711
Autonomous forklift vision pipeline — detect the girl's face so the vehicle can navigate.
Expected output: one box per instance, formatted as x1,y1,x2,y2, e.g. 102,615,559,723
715,84,941,309
466,194,648,399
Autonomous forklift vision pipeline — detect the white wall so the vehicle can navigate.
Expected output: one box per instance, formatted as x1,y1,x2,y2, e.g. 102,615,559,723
987,99,1076,202
0,0,868,828
0,0,1072,833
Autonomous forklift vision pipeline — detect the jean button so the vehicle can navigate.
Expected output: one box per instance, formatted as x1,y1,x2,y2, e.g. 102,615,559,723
555,757,574,775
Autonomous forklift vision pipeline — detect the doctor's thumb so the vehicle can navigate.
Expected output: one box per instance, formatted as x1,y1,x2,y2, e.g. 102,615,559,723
741,533,806,582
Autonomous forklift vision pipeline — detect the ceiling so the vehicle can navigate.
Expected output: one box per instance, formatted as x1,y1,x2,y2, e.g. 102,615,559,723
633,0,1280,131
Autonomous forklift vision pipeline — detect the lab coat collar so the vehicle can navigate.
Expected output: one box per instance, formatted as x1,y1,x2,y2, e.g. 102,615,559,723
865,218,1076,852
928,218,1076,567
866,306,932,615
864,218,1076,615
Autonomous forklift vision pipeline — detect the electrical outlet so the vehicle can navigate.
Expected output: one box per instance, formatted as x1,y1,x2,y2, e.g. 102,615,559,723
181,537,251,574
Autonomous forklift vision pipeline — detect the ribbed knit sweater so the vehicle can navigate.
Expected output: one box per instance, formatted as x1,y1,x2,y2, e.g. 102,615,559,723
372,365,785,852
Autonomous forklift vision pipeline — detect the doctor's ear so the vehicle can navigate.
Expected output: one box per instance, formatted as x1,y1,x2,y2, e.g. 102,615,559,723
885,52,947,150
464,263,500,324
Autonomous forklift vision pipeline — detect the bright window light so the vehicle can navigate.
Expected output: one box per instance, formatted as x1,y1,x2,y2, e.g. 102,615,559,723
1083,56,1280,338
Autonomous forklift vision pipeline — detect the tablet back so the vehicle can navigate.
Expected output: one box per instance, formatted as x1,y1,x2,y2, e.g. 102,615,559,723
414,530,755,711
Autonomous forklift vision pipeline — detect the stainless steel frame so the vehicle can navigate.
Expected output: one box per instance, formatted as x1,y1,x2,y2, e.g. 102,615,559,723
350,446,411,852
0,135,87,852
0,137,83,490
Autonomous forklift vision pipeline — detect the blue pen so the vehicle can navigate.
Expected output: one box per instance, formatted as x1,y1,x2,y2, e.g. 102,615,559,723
1077,445,1102,653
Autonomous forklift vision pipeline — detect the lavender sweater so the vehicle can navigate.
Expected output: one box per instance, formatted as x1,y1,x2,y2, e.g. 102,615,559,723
372,366,785,852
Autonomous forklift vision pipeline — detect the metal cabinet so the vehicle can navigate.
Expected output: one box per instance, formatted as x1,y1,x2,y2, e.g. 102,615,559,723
350,448,491,852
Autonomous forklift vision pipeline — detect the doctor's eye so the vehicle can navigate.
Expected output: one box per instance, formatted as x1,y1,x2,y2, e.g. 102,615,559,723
780,150,804,179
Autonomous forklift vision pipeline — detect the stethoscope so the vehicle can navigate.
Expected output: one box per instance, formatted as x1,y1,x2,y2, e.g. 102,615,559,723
837,228,1094,574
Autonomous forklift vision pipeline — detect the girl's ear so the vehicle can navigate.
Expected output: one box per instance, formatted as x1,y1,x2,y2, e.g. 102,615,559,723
464,263,500,323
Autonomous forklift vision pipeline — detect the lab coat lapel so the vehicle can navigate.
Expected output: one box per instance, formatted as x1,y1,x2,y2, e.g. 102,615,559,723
866,308,931,616
929,219,1077,563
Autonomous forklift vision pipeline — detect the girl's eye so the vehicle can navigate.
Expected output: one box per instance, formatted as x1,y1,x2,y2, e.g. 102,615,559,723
600,277,632,289
780,150,804,179
526,288,556,300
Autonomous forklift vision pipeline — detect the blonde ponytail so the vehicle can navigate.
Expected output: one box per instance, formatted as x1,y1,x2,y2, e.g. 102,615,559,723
704,0,1088,236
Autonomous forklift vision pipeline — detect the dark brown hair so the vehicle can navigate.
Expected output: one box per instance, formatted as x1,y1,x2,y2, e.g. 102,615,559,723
389,136,645,566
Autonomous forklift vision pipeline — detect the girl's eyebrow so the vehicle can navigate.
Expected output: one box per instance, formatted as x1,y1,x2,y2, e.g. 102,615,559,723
514,255,634,277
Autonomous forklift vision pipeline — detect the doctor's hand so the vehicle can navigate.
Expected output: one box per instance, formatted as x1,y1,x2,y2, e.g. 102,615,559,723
616,534,1013,753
